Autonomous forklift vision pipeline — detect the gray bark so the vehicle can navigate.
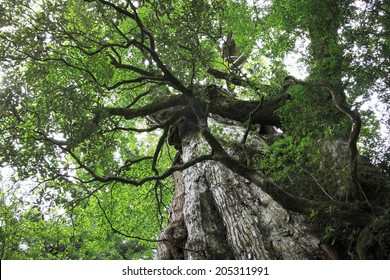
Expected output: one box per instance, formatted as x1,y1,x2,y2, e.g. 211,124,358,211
180,132,322,259
156,171,187,259
157,117,324,259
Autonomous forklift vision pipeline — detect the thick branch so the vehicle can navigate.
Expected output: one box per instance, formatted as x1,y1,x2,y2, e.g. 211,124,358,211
101,85,287,127
105,76,165,90
205,85,288,127
95,0,136,20
189,97,374,226
207,68,267,93
99,94,186,120
214,144,374,226
287,76,363,200
224,157,375,226
207,68,247,86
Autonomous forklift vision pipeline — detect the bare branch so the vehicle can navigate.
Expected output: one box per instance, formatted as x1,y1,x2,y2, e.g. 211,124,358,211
117,156,154,176
36,131,214,187
152,126,169,174
95,0,136,20
241,96,264,145
99,94,186,120
301,168,335,201
125,85,158,108
108,53,159,77
105,76,165,90
101,124,164,134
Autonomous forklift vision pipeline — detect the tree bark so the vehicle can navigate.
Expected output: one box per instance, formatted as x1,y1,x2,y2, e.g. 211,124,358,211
157,118,324,260
156,171,187,259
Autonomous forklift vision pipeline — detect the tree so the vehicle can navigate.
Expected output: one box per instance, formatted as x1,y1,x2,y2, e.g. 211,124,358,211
0,0,389,259
0,173,153,260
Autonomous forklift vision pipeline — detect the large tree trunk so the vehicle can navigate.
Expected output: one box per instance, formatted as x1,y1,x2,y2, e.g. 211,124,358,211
157,118,324,259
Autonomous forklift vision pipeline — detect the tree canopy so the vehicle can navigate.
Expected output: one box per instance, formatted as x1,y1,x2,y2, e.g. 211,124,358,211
0,0,389,259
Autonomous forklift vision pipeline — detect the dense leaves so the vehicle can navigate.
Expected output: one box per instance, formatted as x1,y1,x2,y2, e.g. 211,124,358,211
0,0,389,259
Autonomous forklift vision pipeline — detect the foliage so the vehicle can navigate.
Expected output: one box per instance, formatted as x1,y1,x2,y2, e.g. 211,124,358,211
0,177,156,259
0,0,389,259
258,135,314,181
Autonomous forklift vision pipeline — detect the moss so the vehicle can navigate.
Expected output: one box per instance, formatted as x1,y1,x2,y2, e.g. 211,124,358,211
356,211,390,259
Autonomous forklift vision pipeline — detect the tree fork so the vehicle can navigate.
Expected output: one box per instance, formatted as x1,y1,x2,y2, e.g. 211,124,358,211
188,96,375,227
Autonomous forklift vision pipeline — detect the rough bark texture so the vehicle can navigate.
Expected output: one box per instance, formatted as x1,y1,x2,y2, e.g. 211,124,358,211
179,132,323,259
155,116,326,260
156,171,187,259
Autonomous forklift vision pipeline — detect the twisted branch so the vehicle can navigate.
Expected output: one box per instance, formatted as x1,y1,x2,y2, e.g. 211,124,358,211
283,76,365,201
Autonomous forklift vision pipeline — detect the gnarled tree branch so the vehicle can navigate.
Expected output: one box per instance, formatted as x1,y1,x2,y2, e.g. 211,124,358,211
188,96,374,226
284,76,364,201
